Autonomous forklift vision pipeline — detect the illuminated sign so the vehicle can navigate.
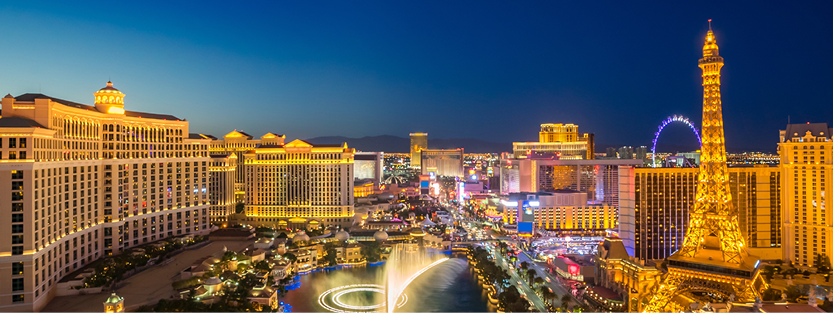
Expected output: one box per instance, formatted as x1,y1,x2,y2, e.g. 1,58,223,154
420,181,430,188
568,264,580,276
518,222,533,233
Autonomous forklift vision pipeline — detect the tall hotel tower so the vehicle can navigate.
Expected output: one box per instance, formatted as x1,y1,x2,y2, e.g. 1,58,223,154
780,123,833,268
0,82,210,311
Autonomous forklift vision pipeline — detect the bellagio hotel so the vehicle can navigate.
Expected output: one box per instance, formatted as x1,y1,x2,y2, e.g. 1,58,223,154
0,82,210,311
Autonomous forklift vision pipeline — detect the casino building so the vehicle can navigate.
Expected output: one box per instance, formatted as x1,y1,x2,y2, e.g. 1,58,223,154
242,140,356,230
0,82,210,311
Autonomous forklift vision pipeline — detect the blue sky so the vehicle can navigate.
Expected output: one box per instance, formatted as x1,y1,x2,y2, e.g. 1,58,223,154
1,1,831,151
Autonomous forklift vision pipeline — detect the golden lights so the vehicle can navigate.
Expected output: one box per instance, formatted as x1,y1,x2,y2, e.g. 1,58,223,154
643,22,759,312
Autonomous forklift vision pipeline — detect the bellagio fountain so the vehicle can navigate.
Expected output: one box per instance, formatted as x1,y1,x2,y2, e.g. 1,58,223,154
318,230,447,313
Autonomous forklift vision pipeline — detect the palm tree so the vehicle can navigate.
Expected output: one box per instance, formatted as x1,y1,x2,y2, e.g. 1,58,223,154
540,288,555,308
534,276,544,288
527,268,537,286
561,294,572,311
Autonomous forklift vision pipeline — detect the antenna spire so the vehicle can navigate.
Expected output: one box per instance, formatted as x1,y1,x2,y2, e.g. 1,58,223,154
708,19,712,30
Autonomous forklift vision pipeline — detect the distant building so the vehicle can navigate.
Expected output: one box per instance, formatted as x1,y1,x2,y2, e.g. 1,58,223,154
243,140,355,229
208,130,286,204
605,147,617,158
634,146,648,161
513,123,595,160
354,152,384,183
499,155,642,206
501,191,618,236
209,153,237,223
409,133,428,168
618,146,633,159
420,148,464,177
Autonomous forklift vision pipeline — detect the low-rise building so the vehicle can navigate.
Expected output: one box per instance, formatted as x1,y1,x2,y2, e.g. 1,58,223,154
291,248,318,272
550,254,595,283
595,237,661,312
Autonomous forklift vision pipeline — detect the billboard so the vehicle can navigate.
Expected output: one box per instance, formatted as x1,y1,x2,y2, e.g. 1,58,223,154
518,222,533,233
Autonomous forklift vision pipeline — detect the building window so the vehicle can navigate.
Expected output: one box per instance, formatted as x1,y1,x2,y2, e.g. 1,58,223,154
12,278,23,291
11,225,23,233
11,214,22,223
12,235,22,244
12,295,23,303
12,262,23,275
8,138,16,149
12,247,23,255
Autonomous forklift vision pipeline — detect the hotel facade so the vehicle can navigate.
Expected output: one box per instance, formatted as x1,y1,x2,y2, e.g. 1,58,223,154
780,123,833,268
0,82,210,311
242,140,356,230
618,165,782,261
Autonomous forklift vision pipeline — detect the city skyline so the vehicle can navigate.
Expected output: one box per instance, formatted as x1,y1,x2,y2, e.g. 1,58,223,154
1,2,832,151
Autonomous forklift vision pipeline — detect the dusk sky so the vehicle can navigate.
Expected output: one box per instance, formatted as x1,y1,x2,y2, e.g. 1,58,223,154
1,1,831,152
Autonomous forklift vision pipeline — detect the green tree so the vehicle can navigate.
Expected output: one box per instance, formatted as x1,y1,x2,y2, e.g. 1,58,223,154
323,246,339,266
527,268,537,286
816,253,831,274
282,252,297,263
254,260,271,272
360,241,383,262
783,285,803,302
761,288,782,301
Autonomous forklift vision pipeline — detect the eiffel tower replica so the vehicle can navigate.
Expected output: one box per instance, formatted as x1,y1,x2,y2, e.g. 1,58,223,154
642,21,769,312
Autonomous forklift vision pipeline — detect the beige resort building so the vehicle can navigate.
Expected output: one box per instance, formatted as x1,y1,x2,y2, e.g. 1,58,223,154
0,82,210,311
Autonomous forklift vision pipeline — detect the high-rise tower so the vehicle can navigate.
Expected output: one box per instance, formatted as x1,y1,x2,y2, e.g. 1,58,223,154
642,22,767,312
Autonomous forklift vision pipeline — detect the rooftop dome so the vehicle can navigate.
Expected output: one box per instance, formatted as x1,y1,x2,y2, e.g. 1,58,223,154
373,230,388,242
204,276,222,286
335,230,350,241
293,231,310,243
94,81,126,113
99,81,121,92
104,292,123,304
409,227,426,237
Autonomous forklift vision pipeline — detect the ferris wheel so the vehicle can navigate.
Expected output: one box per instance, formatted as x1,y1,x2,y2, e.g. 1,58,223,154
651,115,702,167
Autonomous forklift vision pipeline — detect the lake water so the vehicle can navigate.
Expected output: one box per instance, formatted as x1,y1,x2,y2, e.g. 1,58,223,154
281,256,493,312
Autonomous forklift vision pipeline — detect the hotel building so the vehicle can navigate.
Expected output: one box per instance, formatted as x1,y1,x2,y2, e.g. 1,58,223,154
409,133,427,168
0,82,210,311
595,237,661,312
207,153,236,224
502,191,618,234
619,165,782,260
242,140,355,230
207,130,285,204
780,123,833,268
512,123,594,160
420,148,464,177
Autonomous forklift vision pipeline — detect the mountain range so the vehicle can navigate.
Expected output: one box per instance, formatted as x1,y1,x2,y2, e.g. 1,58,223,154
304,135,512,153
304,135,758,154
